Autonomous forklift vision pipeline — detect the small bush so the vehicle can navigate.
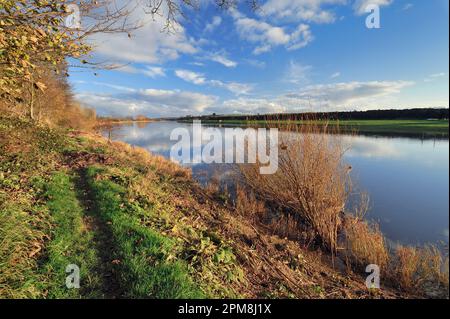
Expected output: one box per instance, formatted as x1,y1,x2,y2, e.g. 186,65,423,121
240,119,351,252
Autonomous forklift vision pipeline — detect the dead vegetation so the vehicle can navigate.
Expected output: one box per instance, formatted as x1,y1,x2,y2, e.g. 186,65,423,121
0,67,97,131
236,117,449,298
239,119,351,253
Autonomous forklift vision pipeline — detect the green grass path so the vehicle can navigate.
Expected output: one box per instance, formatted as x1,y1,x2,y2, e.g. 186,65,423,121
39,168,205,298
40,172,103,298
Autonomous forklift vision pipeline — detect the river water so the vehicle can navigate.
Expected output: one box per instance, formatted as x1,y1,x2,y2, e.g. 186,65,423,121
102,121,449,248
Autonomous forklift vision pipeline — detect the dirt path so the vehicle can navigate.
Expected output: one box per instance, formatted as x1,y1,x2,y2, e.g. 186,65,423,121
74,168,123,298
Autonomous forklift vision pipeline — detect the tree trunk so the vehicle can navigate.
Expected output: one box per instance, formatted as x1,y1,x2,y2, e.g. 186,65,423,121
29,77,35,121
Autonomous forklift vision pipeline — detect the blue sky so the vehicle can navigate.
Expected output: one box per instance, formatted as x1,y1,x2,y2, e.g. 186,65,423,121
71,0,449,118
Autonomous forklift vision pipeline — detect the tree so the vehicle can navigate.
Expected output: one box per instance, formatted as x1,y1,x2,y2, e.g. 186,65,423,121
0,0,257,119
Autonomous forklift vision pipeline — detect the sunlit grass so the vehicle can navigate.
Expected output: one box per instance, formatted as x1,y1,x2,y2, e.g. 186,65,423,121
40,172,103,298
85,166,204,298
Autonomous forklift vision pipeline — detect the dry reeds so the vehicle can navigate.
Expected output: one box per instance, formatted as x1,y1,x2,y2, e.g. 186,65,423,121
391,245,449,293
343,217,389,271
235,116,449,296
239,118,351,253
234,184,266,219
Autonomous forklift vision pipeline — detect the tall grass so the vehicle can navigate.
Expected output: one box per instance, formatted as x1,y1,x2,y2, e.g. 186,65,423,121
0,203,48,298
234,184,266,219
343,217,389,271
391,245,449,293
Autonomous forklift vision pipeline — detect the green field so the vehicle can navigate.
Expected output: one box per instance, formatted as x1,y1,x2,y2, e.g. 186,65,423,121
197,119,449,137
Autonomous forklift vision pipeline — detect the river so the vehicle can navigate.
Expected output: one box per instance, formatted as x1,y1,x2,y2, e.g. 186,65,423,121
102,121,449,248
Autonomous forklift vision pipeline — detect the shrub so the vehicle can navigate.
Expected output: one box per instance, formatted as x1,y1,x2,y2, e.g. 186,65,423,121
239,119,351,252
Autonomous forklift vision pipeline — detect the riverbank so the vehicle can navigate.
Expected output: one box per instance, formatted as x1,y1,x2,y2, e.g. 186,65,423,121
96,119,157,128
184,119,449,138
0,116,445,299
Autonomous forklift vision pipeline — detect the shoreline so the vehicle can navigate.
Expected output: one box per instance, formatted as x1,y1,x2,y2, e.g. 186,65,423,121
175,119,449,138
1,116,447,299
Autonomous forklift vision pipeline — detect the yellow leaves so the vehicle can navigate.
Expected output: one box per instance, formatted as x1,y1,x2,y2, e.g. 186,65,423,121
1,0,92,100
20,59,29,68
35,81,47,92
36,28,46,37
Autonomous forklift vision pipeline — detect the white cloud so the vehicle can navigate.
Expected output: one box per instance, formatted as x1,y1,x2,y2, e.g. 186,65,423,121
283,80,415,108
430,72,446,78
353,0,393,15
286,24,314,50
285,61,313,84
88,2,197,64
260,0,346,24
245,59,267,69
89,82,137,93
212,98,287,115
175,69,252,95
402,3,414,11
117,65,166,78
189,62,205,67
331,72,341,78
209,80,253,95
76,88,217,117
207,52,238,68
138,89,215,112
206,80,415,115
231,11,313,54
76,79,419,117
175,69,206,85
142,66,166,78
424,72,447,82
205,16,222,32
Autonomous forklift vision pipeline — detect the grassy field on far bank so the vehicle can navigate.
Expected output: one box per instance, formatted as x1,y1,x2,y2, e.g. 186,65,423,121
193,119,449,137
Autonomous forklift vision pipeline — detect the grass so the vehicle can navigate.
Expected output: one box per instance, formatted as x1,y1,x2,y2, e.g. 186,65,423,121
197,119,449,136
1,115,448,299
1,116,243,298
85,166,204,298
391,245,449,293
0,117,66,298
343,217,389,272
39,172,102,298
237,118,448,297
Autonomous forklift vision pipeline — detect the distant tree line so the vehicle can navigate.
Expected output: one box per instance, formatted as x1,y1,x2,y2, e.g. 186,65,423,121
180,108,449,121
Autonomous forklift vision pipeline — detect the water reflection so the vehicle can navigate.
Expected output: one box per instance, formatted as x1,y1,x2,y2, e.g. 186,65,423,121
102,121,449,247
